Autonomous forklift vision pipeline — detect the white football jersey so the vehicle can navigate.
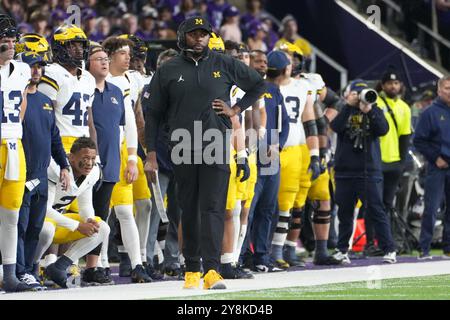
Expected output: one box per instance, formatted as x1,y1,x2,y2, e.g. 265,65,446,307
1,60,31,139
280,77,313,147
107,73,137,148
38,63,96,137
126,71,143,110
304,73,325,102
230,85,249,131
47,158,99,211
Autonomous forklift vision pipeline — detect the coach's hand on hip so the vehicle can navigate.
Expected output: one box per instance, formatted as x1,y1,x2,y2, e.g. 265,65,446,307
212,99,241,117
144,151,159,183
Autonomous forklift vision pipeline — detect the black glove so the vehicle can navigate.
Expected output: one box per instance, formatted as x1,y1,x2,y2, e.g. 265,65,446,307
308,155,321,181
236,156,250,182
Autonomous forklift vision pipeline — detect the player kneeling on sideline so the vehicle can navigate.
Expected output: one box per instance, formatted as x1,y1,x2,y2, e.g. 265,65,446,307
34,138,110,288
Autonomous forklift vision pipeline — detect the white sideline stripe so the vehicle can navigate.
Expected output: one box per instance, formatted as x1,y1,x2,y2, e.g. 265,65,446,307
335,0,444,78
2,260,450,300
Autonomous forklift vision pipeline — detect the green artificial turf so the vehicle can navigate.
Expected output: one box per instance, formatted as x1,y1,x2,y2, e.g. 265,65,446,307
168,274,450,300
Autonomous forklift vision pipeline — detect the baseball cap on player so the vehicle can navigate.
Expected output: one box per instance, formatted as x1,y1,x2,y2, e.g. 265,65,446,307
267,50,290,71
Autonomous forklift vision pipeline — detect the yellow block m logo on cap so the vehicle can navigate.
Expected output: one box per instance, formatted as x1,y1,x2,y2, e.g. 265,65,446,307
195,18,203,25
213,71,221,78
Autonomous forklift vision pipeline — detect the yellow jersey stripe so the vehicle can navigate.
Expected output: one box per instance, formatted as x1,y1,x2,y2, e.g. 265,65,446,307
41,75,59,91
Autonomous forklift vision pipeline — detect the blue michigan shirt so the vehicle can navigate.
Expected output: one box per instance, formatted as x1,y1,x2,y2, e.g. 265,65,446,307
92,81,125,183
22,91,68,180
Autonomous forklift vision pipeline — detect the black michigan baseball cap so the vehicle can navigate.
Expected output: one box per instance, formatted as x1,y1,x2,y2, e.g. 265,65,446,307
181,16,212,34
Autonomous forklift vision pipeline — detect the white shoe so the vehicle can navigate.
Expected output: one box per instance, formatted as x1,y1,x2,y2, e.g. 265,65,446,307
383,251,397,264
332,250,351,265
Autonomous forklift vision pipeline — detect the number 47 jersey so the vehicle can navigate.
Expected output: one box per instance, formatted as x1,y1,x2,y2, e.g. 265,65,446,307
38,63,96,137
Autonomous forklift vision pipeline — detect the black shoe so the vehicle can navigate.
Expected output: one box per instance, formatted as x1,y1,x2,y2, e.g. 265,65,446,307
285,256,306,267
131,265,153,283
242,253,254,271
220,263,238,279
44,263,68,289
144,263,164,281
100,267,115,284
363,244,384,257
19,274,47,291
165,266,181,278
119,253,132,277
3,281,36,293
235,265,255,279
252,263,283,273
82,267,114,286
313,255,343,265
178,265,186,280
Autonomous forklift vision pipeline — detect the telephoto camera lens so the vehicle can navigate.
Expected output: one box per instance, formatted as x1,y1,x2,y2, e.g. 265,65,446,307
360,89,378,104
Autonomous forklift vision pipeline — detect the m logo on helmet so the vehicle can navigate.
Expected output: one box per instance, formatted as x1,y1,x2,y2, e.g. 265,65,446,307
213,71,221,78
195,19,203,25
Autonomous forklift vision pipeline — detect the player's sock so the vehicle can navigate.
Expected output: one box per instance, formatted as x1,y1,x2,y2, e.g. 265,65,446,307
34,222,56,267
232,201,241,255
283,240,298,262
100,233,110,268
134,199,151,263
220,253,234,265
315,240,329,260
64,221,109,262
115,205,142,268
0,207,19,266
234,224,247,264
179,254,185,266
2,264,22,291
154,241,165,266
271,210,290,260
43,254,57,268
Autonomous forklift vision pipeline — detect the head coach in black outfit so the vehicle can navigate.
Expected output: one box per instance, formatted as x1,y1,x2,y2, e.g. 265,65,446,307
143,16,265,290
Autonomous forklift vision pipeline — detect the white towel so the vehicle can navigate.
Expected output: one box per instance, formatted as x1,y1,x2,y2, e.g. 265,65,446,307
5,139,20,181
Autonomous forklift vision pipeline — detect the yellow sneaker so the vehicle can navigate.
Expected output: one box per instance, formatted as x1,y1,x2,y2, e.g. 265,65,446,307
183,272,201,289
203,270,226,290
274,259,290,270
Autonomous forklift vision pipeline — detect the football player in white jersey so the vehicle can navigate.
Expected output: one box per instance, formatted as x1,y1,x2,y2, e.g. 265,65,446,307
36,24,104,283
218,41,258,279
118,35,158,277
0,14,33,292
282,43,341,265
38,24,96,152
101,36,152,283
34,138,110,288
270,47,321,269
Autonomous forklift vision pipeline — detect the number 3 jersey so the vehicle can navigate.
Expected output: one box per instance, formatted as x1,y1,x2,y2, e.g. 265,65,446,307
1,60,31,139
280,77,313,147
38,63,96,138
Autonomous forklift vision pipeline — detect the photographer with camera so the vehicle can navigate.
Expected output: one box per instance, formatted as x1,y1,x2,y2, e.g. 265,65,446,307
330,79,397,264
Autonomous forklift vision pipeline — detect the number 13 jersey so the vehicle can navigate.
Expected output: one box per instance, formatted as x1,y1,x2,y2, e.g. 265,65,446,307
1,60,31,139
280,77,312,147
